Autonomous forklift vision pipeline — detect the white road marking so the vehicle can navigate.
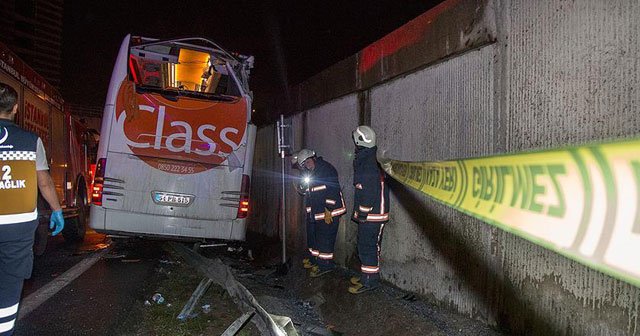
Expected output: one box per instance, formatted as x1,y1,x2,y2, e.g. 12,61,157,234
17,247,111,320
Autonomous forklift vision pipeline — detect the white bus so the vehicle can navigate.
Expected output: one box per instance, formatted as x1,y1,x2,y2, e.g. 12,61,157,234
89,35,256,241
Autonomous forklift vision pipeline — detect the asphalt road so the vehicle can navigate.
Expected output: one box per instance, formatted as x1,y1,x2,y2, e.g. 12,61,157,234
23,230,111,298
15,233,163,336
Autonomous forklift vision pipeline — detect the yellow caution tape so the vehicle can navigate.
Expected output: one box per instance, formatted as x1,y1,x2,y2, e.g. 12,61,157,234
380,138,640,287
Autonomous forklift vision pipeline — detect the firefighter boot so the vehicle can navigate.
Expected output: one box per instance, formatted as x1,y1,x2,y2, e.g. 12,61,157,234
302,258,314,269
350,276,361,285
348,274,380,294
308,265,318,277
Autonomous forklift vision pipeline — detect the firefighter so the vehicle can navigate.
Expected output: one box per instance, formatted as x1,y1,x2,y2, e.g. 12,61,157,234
297,149,346,277
349,125,389,294
290,150,316,270
0,83,64,336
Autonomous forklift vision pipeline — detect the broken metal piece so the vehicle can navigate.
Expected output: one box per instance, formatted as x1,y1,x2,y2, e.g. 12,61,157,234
168,242,296,335
199,243,228,248
269,314,298,336
177,277,214,321
221,309,256,336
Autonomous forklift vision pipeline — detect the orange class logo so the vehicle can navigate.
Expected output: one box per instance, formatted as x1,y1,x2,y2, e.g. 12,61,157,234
114,80,248,174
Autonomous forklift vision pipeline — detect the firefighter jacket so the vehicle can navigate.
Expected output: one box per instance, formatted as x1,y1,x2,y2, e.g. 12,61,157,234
0,119,40,225
306,157,346,221
352,146,389,223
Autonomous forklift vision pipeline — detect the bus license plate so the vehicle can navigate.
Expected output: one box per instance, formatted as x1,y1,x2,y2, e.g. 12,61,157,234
152,192,193,207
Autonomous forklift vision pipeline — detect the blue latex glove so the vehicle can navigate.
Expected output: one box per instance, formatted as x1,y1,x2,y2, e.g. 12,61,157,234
50,210,64,236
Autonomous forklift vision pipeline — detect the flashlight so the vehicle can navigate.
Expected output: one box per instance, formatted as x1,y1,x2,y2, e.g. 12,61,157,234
303,176,311,185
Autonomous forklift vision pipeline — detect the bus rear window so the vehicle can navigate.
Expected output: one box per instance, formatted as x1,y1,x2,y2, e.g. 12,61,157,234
129,44,241,100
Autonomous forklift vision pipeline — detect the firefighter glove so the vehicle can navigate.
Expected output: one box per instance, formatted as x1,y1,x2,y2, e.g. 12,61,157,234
324,208,332,224
50,210,65,236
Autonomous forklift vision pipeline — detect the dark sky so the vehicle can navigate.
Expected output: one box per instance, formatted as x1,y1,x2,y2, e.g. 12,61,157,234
63,0,442,124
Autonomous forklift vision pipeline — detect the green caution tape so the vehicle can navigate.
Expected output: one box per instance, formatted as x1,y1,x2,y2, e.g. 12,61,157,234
380,138,640,287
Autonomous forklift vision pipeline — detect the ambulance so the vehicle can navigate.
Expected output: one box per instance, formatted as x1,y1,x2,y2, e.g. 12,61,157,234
89,35,256,241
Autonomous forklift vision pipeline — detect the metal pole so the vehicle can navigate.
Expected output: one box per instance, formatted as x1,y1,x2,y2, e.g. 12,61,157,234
279,115,287,264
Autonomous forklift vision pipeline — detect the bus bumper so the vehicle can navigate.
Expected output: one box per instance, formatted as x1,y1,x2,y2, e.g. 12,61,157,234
89,205,247,241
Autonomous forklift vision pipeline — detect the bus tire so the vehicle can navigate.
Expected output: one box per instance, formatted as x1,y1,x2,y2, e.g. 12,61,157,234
63,194,87,242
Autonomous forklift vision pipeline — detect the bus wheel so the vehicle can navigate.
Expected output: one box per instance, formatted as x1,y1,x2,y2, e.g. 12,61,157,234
63,195,87,242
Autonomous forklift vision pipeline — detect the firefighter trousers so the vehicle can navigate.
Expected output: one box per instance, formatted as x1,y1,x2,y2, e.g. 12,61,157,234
357,221,385,286
305,218,317,264
315,216,339,271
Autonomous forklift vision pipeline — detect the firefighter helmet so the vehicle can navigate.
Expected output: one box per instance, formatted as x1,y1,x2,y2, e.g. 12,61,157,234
296,149,316,166
353,125,376,148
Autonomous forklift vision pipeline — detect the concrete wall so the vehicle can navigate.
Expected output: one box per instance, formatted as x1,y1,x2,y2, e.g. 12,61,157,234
372,44,498,322
249,0,640,334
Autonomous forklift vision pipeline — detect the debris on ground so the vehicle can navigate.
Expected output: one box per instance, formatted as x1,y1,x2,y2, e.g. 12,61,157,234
308,293,326,307
93,243,111,250
74,245,112,255
103,254,126,259
130,238,502,336
227,246,244,253
201,304,211,314
159,259,176,264
121,259,141,263
132,251,259,336
168,242,292,335
247,249,254,261
151,293,165,304
196,233,506,336
199,243,227,248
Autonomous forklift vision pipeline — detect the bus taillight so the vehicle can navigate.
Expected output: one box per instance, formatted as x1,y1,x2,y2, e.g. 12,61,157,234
92,158,107,206
237,174,250,219
128,55,140,84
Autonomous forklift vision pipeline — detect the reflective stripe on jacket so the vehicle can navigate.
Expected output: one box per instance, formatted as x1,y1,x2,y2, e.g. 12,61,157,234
307,157,346,221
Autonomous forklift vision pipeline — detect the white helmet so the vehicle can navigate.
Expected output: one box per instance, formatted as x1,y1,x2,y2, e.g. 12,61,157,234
296,149,315,166
353,125,376,148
